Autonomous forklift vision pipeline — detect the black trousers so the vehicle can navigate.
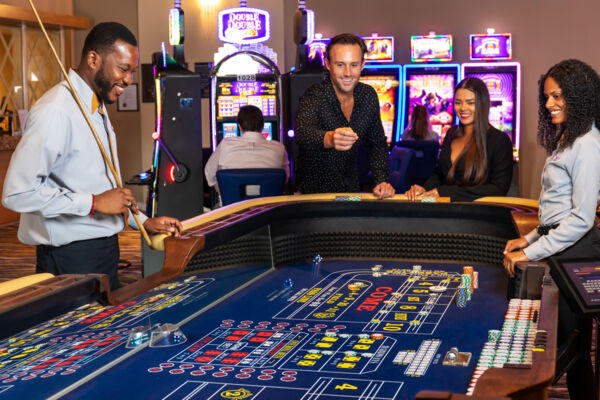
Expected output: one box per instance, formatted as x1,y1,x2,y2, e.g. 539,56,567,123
552,226,600,400
36,235,120,290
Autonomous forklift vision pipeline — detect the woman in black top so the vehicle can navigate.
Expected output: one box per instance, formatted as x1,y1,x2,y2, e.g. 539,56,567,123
405,77,513,202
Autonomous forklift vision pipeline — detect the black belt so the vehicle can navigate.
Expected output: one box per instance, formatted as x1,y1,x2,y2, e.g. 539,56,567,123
537,224,559,236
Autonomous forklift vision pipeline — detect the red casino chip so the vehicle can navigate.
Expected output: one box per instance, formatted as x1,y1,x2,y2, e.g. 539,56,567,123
281,376,296,382
241,320,253,324
235,374,251,379
276,322,289,326
179,364,194,369
200,365,214,370
190,370,205,376
308,328,320,332
261,369,276,374
160,363,174,368
333,325,346,330
148,368,162,373
222,320,234,323
219,367,234,372
258,375,273,380
212,372,227,377
314,324,327,328
259,321,271,325
295,323,309,327
240,368,255,373
169,369,184,374
282,371,297,375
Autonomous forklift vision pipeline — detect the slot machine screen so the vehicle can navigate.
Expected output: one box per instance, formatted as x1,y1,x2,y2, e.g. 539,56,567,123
216,80,277,119
359,74,399,145
261,122,273,141
464,72,515,137
222,122,239,138
405,73,455,140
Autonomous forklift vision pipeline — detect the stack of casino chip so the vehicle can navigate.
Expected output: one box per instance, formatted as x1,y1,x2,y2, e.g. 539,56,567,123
466,299,540,396
455,286,468,308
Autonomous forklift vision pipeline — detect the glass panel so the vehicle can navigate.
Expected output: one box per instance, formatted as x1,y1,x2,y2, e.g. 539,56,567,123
25,27,61,109
0,26,22,133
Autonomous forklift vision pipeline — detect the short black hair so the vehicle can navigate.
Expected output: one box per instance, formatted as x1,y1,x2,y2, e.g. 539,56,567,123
237,105,264,133
81,22,137,60
326,33,367,61
537,59,600,153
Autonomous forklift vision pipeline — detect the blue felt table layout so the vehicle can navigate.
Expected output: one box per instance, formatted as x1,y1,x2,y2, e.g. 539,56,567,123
0,260,509,400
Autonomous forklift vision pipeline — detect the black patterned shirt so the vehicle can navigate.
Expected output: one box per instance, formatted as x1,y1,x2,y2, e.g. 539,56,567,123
295,78,389,193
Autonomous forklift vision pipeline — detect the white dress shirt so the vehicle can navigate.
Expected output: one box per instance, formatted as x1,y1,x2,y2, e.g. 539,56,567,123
2,69,146,246
524,124,600,260
204,131,290,187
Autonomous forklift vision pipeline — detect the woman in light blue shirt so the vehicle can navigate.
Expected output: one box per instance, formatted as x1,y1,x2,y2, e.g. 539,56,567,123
504,59,600,400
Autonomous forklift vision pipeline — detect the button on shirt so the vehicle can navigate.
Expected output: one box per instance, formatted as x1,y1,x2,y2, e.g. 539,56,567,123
2,69,146,246
295,79,389,193
523,125,600,260
204,131,290,187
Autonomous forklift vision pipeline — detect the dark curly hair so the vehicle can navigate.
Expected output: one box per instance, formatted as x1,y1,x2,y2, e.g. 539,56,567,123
537,59,600,153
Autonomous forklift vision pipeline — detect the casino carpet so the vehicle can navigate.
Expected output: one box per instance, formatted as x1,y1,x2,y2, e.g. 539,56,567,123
0,221,142,286
0,220,591,398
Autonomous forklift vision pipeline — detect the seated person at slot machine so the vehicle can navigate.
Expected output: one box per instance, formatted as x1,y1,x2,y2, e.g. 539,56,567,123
204,105,290,189
504,59,600,400
295,33,395,198
405,77,513,202
2,22,182,291
402,105,439,141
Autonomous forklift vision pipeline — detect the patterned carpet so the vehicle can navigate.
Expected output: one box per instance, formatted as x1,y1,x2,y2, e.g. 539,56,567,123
0,221,592,398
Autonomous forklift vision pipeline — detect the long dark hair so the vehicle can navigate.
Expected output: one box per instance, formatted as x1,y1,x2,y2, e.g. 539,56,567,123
537,59,600,154
406,105,431,139
447,77,490,186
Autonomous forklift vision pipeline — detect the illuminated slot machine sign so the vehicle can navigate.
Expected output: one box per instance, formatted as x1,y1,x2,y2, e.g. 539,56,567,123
360,69,401,146
218,7,270,44
403,65,460,142
363,35,394,63
470,33,512,61
411,34,453,63
360,35,401,146
463,32,520,159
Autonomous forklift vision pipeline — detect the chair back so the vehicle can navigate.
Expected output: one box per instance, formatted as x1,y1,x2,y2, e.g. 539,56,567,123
397,140,440,186
389,147,415,193
217,168,286,206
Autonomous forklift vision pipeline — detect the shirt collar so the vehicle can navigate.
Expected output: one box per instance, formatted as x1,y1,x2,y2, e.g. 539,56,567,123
68,69,104,115
241,131,266,140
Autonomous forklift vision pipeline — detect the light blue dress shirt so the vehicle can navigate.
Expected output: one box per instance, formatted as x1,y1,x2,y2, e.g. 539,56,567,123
2,69,146,246
524,124,600,260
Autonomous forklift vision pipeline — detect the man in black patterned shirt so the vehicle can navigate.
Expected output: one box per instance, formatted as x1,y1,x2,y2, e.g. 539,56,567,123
295,33,395,198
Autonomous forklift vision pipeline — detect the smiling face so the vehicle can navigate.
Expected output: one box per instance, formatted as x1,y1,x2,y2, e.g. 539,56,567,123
454,88,476,126
325,43,364,96
92,40,138,104
544,76,567,125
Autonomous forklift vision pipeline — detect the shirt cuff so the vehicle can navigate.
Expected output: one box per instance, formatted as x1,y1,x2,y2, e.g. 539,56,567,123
129,211,148,230
524,229,539,245
68,193,94,216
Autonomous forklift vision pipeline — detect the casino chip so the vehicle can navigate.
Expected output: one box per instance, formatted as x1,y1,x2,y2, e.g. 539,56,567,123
429,286,447,293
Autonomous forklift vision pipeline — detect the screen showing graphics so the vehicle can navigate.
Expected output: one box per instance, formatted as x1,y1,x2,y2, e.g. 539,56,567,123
561,260,600,310
470,34,512,60
465,72,515,137
222,122,239,138
261,122,273,141
360,75,399,145
363,37,394,62
405,73,455,140
411,35,452,62
217,80,277,118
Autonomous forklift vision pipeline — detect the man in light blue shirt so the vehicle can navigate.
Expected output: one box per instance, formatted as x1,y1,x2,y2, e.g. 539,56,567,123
2,22,182,290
